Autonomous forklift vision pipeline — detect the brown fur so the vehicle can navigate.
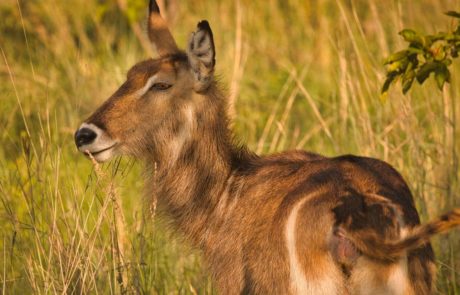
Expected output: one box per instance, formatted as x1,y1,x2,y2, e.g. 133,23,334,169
76,1,460,294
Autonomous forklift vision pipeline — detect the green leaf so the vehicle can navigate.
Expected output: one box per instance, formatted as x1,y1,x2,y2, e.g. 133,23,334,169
429,32,447,42
435,64,450,90
399,29,424,46
445,11,460,18
381,73,397,100
415,62,442,84
383,50,409,65
402,64,415,94
402,76,415,94
386,58,408,73
399,29,417,41
407,47,425,55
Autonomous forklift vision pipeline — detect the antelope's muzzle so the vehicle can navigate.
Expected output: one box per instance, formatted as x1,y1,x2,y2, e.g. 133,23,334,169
74,123,118,162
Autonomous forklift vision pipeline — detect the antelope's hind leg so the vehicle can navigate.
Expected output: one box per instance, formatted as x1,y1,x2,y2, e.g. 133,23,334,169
285,195,349,295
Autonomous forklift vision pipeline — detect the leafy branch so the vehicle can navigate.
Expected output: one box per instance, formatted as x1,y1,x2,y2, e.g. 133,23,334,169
381,11,460,99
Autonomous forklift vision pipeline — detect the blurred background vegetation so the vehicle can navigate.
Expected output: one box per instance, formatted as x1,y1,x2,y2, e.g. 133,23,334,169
0,0,459,293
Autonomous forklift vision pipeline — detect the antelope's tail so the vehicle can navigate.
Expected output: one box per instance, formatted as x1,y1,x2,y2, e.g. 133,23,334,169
347,208,460,262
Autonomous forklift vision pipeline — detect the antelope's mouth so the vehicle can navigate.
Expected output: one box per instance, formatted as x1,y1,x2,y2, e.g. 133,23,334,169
84,143,118,157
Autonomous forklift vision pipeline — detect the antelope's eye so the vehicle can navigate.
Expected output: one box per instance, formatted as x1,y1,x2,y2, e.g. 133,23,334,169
150,82,172,91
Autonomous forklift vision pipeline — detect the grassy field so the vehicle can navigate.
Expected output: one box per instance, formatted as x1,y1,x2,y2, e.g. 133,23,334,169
1,0,459,293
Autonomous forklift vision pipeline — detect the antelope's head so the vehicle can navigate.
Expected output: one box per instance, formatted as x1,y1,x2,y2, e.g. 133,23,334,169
74,0,216,163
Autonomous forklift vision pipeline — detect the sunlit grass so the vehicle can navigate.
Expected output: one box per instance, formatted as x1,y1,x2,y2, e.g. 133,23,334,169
1,0,459,293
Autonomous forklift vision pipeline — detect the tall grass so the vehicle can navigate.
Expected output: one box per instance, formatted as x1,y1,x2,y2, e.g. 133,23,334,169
0,0,459,293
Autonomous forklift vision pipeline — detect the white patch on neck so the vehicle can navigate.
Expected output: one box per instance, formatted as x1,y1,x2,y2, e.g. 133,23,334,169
135,75,159,97
168,103,195,165
285,198,339,295
215,173,237,217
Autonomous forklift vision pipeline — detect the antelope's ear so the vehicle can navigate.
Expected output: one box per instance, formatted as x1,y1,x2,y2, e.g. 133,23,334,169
148,0,178,56
187,20,216,92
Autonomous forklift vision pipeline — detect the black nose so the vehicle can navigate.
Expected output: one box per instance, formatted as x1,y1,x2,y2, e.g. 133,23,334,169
74,128,97,147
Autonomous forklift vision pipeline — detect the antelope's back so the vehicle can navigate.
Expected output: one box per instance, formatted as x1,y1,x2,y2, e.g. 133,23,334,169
232,151,435,294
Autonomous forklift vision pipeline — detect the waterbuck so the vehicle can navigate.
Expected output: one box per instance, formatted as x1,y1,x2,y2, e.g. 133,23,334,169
75,1,460,294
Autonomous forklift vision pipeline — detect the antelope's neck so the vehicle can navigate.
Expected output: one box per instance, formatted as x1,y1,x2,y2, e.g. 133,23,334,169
149,90,241,247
